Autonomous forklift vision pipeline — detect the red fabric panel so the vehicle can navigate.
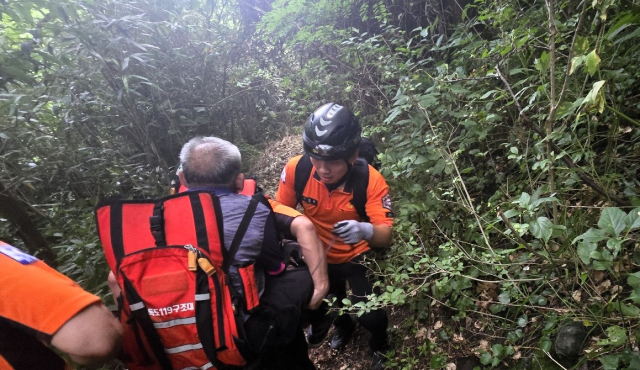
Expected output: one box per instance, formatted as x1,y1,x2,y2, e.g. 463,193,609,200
121,204,156,254
96,206,116,272
163,196,198,248
238,265,259,311
118,248,210,370
142,271,189,297
198,193,223,267
216,273,246,366
238,179,256,196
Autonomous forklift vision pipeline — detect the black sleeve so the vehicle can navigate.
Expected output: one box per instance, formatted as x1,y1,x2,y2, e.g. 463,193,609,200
258,212,285,274
274,212,296,240
252,193,295,240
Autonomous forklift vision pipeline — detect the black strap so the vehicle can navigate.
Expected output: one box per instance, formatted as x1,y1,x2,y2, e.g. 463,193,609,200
188,192,211,253
195,267,226,369
222,198,259,274
294,154,313,207
121,274,173,370
128,316,154,366
252,192,272,212
149,202,166,247
345,158,370,221
109,202,126,263
251,193,283,243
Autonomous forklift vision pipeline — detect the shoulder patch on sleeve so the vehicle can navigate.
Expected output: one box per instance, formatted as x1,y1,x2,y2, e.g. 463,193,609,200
382,194,392,211
280,168,286,184
0,242,38,265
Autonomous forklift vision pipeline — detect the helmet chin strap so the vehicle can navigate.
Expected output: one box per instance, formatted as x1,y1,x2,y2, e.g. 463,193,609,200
323,160,353,192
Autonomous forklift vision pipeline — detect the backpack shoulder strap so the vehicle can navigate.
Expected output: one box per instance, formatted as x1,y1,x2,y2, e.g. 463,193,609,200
294,154,313,207
252,192,273,212
223,197,259,274
347,158,370,222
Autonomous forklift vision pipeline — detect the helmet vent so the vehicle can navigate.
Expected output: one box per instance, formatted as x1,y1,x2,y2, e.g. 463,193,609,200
326,104,342,119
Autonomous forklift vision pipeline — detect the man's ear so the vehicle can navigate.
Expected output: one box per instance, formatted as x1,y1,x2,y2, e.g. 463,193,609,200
178,170,188,187
235,173,245,192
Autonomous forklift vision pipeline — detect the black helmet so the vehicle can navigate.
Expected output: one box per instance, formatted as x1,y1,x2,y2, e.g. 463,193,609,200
302,103,361,161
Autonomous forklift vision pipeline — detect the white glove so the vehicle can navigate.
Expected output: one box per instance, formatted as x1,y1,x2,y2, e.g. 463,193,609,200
333,220,374,244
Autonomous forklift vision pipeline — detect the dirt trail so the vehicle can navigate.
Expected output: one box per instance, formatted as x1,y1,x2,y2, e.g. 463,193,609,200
249,133,302,197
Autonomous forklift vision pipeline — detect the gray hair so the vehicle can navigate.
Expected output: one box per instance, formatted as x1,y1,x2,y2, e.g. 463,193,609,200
179,136,242,187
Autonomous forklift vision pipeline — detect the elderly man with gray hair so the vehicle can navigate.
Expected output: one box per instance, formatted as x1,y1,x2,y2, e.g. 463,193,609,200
178,136,326,370
108,136,327,369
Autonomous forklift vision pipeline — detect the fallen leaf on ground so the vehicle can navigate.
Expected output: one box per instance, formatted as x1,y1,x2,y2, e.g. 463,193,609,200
477,340,490,352
416,327,428,340
596,280,611,295
572,290,582,302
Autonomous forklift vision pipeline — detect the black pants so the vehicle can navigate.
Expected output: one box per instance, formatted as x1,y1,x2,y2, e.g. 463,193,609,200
318,255,389,352
256,266,316,370
256,327,315,370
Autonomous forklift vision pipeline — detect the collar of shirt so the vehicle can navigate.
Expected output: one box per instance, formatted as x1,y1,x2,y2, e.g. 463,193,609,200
187,186,234,196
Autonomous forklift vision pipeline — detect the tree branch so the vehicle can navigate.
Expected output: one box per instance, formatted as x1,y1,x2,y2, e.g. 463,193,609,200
556,0,587,109
495,66,630,207
544,0,558,219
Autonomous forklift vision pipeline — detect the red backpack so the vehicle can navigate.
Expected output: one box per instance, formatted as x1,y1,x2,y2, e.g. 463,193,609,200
96,191,269,370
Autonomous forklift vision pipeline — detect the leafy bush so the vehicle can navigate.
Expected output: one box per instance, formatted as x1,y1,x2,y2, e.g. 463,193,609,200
2,0,640,368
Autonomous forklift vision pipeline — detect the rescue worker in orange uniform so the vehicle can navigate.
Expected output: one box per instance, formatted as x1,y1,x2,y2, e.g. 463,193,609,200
0,240,123,370
276,103,393,370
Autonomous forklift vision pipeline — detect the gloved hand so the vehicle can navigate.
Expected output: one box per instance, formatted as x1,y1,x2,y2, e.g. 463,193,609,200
332,220,374,244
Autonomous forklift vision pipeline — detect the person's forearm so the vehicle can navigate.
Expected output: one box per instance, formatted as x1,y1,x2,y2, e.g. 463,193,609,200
297,230,329,309
52,303,123,367
368,224,392,248
291,217,328,310
107,271,121,307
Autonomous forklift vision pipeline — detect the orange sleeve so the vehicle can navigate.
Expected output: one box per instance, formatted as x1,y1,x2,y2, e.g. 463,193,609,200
268,198,302,218
275,155,302,209
365,168,394,227
0,356,11,369
0,247,101,337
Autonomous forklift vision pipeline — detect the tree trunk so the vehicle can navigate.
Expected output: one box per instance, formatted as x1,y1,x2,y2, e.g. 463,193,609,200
0,181,57,267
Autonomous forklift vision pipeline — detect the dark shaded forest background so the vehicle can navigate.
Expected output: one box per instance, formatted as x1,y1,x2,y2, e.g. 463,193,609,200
1,0,639,368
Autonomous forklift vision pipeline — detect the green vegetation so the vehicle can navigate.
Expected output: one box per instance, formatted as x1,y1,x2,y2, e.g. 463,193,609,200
1,0,639,368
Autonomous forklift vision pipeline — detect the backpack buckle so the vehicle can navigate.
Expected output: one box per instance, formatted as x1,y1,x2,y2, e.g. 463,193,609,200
150,203,166,246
